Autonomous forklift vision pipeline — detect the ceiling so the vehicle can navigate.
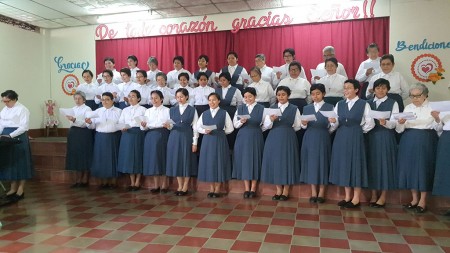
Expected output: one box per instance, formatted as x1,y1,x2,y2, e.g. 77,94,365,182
0,0,320,29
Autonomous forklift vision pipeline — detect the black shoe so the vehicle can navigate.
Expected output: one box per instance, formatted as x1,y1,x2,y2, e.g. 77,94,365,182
71,183,81,188
249,191,256,198
243,191,250,199
150,187,161,194
444,210,450,216
175,191,181,196
369,202,377,207
178,191,188,196
415,206,427,213
207,192,214,198
345,202,360,209
337,200,349,207
371,203,385,208
4,192,16,200
316,197,325,203
212,193,221,198
127,186,134,191
108,184,117,189
403,203,418,209
309,197,317,203
79,183,89,188
279,195,289,201
272,195,280,201
161,188,169,194
100,184,109,189
132,186,140,191
9,193,24,202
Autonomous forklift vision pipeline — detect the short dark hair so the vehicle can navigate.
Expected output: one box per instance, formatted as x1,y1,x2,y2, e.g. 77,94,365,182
219,72,232,82
208,92,221,101
196,72,209,80
173,56,185,66
276,86,291,97
127,55,138,66
373,78,391,91
344,79,361,91
249,66,261,77
366,43,380,54
136,69,147,78
175,88,190,99
120,67,131,77
1,90,18,100
381,54,395,64
227,51,238,59
102,92,114,100
129,90,141,101
198,54,209,63
310,83,326,94
82,69,94,78
178,72,190,81
325,57,338,68
289,61,302,72
104,57,115,64
151,90,164,100
102,69,114,78
242,87,257,97
147,56,158,65
156,72,167,81
283,48,295,56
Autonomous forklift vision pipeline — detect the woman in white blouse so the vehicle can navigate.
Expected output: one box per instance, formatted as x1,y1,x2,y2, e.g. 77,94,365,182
117,90,146,191
135,70,152,108
95,69,121,108
172,73,195,106
276,61,310,114
318,58,346,106
76,70,98,110
396,83,440,213
127,55,140,82
150,72,175,107
248,67,276,108
0,90,33,202
85,92,122,189
141,90,171,193
65,91,93,188
146,57,161,87
166,56,194,88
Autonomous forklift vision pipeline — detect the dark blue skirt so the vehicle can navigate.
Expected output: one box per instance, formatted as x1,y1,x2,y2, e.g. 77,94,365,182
198,131,231,183
398,129,438,192
117,127,144,174
300,128,330,185
91,131,121,178
166,127,198,177
433,131,450,196
143,128,170,176
0,128,34,180
367,126,398,190
66,127,94,171
233,126,264,180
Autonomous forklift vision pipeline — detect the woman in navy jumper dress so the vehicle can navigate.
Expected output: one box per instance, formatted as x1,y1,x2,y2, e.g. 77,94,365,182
166,88,199,196
261,86,301,201
396,83,440,213
233,87,265,198
196,93,234,198
433,112,450,216
366,78,399,208
329,79,375,208
299,84,337,203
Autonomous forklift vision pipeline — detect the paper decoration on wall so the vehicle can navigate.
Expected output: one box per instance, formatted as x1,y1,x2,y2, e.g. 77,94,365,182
410,54,444,83
61,74,79,95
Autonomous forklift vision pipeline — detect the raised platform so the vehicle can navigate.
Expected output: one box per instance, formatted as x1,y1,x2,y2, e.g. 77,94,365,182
29,137,450,209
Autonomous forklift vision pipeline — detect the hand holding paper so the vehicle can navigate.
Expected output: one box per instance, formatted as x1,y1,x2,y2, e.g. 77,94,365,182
264,108,282,117
59,108,75,117
429,101,450,112
237,115,251,119
310,69,327,79
392,112,416,120
300,114,317,121
201,125,217,130
368,110,391,119
85,111,99,119
319,110,338,119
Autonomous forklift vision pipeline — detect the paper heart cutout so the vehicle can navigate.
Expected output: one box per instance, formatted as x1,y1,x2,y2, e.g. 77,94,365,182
421,63,433,73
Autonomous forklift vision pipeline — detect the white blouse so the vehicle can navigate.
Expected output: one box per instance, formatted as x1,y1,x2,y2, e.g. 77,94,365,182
277,77,311,101
135,84,152,106
172,84,195,106
149,86,175,106
219,86,244,106
373,96,400,129
192,86,215,105
248,80,276,104
314,62,348,83
396,100,441,133
95,82,121,104
262,102,302,131
217,65,249,86
167,68,194,88
366,71,410,99
96,69,122,85
318,73,346,97
233,102,265,129
70,104,92,128
146,69,162,87
258,65,276,87
130,67,140,82
332,97,375,133
76,82,98,100
118,104,146,128
192,68,216,87
355,57,381,82
273,63,307,88
118,81,140,103
141,105,170,129
169,103,200,145
196,107,234,134
0,102,30,138
87,106,122,133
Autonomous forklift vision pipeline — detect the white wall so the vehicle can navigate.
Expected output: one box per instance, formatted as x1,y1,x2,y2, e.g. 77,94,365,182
390,0,450,101
0,22,50,129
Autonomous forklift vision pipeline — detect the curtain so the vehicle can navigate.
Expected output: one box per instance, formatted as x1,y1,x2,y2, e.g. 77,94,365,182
96,17,389,81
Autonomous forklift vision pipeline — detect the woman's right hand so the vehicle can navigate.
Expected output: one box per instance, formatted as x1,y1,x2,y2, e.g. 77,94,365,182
398,118,406,124
85,118,92,124
141,121,147,128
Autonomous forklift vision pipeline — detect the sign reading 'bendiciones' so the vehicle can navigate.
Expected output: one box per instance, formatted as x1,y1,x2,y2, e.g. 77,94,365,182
395,39,450,52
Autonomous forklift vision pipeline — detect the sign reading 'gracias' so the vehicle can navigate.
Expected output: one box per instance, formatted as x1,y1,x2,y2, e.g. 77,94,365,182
54,56,90,74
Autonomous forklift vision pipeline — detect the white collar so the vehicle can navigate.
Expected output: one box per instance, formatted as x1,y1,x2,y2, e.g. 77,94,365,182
346,97,359,103
373,96,388,103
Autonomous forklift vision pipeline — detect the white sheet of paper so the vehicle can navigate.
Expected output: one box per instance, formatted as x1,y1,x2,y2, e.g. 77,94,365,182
166,119,176,125
363,61,378,69
59,108,75,117
272,66,286,74
300,114,317,121
240,73,250,81
201,125,217,130
85,111,99,119
319,110,338,118
237,114,251,119
429,101,450,112
264,108,282,117
310,69,327,78
392,112,416,120
368,110,391,119
115,123,131,131
134,116,147,124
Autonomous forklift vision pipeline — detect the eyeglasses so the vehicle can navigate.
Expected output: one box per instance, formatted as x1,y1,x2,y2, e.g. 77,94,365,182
409,94,423,99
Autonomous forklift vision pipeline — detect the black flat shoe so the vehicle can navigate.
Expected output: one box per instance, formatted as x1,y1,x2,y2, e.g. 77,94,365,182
345,202,360,209
150,187,161,193
207,192,214,198
415,206,427,213
132,186,140,191
212,193,221,198
178,191,188,196
100,184,109,189
369,202,377,207
372,203,385,208
403,203,418,209
249,191,256,198
71,183,81,188
161,188,169,194
243,191,250,199
79,183,89,188
108,184,117,189
272,195,280,201
279,195,289,201
444,210,450,216
309,197,317,203
127,186,134,191
175,191,181,196
337,200,349,207
10,193,24,202
316,197,325,203
4,192,16,200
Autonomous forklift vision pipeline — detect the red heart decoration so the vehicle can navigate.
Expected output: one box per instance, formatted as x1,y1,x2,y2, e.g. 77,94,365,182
421,63,433,73
68,81,74,89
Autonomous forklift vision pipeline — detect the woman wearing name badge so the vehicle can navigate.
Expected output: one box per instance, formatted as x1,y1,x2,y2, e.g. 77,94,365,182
261,86,301,201
196,93,234,198
135,70,152,109
396,84,440,213
192,72,215,152
117,90,146,191
166,88,199,196
366,54,409,112
0,90,33,203
76,70,99,110
366,78,399,208
432,111,450,216
248,67,276,108
215,51,249,92
141,90,171,193
317,58,346,106
299,84,337,203
216,72,243,150
85,92,122,189
329,79,375,208
65,91,93,188
233,87,265,199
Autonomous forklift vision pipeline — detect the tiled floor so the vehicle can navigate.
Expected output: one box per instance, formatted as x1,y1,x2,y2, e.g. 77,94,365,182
0,182,450,253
